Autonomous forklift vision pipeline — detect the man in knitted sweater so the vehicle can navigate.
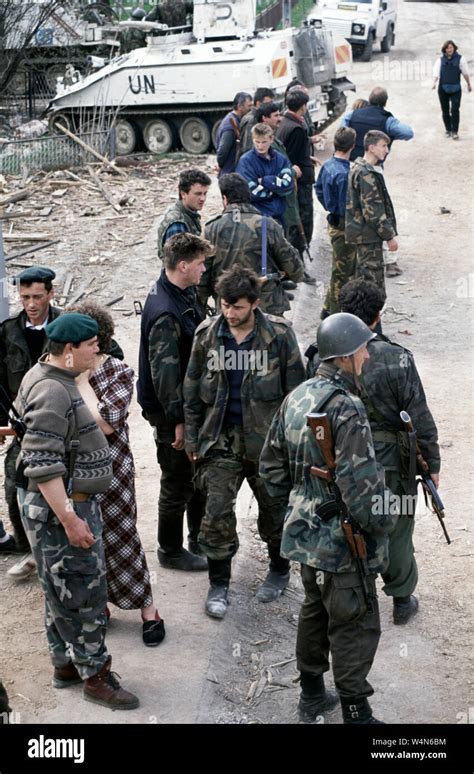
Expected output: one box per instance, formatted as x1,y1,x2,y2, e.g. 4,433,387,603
15,313,139,710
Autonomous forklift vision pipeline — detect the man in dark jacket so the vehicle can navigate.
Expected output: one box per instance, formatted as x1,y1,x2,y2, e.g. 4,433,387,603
0,267,60,565
342,86,414,162
215,92,253,177
235,87,275,162
137,233,213,571
277,90,316,251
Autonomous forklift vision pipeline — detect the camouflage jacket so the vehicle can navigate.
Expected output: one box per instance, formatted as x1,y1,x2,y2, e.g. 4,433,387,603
0,306,61,416
201,203,304,315
259,363,395,573
183,308,305,461
345,158,397,245
306,334,440,477
156,200,202,260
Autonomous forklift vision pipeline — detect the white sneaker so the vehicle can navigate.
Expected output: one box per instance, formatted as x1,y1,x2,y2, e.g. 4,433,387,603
7,553,36,580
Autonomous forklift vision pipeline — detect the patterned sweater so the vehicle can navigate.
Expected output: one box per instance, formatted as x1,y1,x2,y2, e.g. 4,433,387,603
15,358,112,494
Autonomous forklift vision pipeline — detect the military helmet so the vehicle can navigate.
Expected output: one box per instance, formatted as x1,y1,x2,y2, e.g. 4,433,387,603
317,313,376,360
131,7,147,20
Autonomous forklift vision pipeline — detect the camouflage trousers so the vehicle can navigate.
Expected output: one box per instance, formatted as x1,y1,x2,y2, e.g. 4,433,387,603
355,242,387,301
322,221,357,316
296,565,381,699
381,471,418,598
196,424,286,561
18,488,108,678
4,439,29,551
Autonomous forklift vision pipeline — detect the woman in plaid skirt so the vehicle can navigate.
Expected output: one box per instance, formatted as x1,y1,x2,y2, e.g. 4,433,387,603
71,301,165,647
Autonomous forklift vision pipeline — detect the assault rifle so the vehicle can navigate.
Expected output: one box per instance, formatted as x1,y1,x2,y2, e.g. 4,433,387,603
400,410,451,545
307,412,373,613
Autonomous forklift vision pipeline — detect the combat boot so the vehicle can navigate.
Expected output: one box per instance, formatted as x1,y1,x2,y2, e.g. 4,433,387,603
281,279,297,290
83,657,139,710
52,662,83,689
205,558,231,619
298,672,339,723
256,546,290,603
188,539,205,557
157,547,207,571
393,594,418,625
341,697,384,724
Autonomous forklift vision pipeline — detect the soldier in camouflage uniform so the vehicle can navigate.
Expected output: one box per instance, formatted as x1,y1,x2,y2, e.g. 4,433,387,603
345,130,398,303
138,233,214,571
201,173,304,316
146,0,190,27
15,313,138,709
184,266,305,619
260,313,397,724
0,267,60,565
315,127,358,318
157,169,211,260
338,280,440,624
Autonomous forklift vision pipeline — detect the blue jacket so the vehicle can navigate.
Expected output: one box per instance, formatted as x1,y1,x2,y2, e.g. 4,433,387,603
315,156,350,218
236,147,293,223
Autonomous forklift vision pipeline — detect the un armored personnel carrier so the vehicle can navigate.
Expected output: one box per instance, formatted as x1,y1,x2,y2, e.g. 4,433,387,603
45,0,355,155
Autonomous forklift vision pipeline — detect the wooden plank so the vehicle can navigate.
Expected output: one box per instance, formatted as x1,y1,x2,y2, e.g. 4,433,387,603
55,123,127,178
87,165,121,213
4,240,60,262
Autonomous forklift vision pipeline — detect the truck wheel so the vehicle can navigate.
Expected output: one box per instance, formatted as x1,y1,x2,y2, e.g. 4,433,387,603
211,119,222,150
179,117,211,155
381,26,393,53
360,35,374,62
114,119,137,155
49,111,72,134
143,119,173,154
360,35,373,62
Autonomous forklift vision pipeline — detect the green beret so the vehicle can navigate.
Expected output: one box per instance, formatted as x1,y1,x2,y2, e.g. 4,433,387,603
15,266,56,285
45,313,98,343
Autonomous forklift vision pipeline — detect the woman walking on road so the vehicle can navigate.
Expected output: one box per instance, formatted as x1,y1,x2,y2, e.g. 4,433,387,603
70,301,165,647
433,40,471,140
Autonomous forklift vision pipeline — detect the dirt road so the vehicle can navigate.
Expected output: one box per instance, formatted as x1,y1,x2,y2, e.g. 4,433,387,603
0,0,472,728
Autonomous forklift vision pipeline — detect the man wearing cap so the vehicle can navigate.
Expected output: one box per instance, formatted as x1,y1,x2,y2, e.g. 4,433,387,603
260,313,397,724
14,313,139,709
0,267,60,574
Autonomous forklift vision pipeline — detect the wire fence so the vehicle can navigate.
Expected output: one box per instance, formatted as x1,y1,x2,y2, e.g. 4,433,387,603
0,129,115,176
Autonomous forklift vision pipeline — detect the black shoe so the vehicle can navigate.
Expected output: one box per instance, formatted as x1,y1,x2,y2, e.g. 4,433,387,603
298,673,339,722
142,615,166,647
393,594,418,625
255,569,290,602
285,292,295,301
157,547,207,572
205,584,228,619
303,271,316,285
341,697,384,724
281,279,297,290
0,535,18,553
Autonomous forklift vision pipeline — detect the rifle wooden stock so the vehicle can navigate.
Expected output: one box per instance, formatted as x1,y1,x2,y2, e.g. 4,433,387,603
0,427,15,437
307,413,335,469
341,520,357,557
310,465,333,482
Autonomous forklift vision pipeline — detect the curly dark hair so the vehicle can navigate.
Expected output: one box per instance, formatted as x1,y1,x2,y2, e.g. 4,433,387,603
66,300,115,354
339,279,385,327
215,265,261,304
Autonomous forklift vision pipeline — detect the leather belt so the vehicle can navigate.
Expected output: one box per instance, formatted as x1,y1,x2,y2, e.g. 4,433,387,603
70,492,91,502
